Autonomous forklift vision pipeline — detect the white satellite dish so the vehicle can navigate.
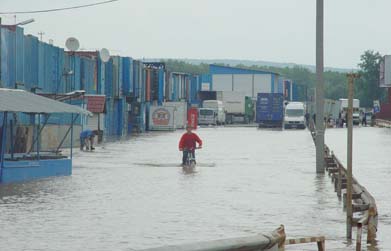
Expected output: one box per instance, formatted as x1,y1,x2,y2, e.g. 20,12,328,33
65,37,80,51
99,48,110,62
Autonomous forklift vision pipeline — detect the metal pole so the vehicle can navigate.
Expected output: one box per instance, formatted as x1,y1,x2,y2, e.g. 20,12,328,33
346,73,359,239
315,0,325,173
37,114,40,160
1,112,8,180
70,114,74,159
10,119,14,160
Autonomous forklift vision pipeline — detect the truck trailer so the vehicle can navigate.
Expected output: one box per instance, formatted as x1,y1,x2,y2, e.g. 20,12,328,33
216,91,246,124
256,93,284,128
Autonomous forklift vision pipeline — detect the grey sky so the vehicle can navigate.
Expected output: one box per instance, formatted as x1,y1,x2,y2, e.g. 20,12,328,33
1,0,390,69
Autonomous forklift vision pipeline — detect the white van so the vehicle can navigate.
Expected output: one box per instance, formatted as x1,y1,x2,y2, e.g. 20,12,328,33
198,108,217,125
202,100,226,125
284,102,306,129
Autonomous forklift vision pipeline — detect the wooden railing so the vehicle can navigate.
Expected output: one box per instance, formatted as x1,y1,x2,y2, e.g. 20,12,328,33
374,119,391,128
310,121,378,250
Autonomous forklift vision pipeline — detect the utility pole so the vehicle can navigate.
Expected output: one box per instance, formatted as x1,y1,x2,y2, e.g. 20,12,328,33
38,31,45,41
346,73,359,239
315,0,325,173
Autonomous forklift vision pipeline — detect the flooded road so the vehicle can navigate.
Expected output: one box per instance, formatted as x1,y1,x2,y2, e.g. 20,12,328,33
326,127,391,251
0,127,387,250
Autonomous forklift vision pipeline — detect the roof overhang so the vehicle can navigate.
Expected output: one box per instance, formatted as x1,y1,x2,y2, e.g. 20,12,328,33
0,88,92,116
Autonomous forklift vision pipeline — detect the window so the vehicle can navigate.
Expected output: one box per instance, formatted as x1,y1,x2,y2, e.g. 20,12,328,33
286,109,304,116
200,110,214,116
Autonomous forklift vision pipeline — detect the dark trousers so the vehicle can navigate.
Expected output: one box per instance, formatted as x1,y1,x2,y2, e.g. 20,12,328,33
182,150,195,164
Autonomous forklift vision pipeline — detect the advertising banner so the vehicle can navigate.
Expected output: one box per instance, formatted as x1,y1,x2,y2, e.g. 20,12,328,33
148,106,176,131
380,55,391,88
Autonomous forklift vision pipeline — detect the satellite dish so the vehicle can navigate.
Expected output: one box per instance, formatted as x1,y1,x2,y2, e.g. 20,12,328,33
65,37,80,51
99,48,110,62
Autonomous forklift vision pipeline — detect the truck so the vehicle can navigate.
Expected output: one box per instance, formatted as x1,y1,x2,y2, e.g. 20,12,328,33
216,91,246,124
256,93,284,128
284,102,306,129
339,98,360,125
202,100,226,125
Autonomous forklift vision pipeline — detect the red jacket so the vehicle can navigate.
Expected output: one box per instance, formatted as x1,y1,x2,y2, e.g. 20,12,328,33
179,132,202,150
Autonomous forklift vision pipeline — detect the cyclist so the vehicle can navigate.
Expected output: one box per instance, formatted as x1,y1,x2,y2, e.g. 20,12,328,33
178,125,202,165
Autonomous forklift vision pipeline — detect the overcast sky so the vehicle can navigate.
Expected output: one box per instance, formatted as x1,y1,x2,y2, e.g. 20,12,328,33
1,0,390,69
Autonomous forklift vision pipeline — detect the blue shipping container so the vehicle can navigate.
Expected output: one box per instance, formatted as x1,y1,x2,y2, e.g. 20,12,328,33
256,93,284,127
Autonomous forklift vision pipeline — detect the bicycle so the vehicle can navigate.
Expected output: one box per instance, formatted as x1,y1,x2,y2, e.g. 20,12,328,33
181,147,201,170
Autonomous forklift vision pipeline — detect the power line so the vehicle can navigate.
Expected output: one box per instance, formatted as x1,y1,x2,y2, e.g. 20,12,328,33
0,0,119,15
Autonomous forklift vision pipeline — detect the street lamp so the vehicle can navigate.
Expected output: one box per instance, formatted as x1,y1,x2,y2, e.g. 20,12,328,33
16,18,35,26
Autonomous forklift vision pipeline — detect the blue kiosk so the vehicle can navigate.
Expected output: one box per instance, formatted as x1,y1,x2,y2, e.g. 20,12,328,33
0,88,91,183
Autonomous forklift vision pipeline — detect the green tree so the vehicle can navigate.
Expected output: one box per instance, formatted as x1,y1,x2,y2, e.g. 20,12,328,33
356,50,385,107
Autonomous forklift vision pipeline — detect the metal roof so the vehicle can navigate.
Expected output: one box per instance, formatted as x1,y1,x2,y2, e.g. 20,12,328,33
0,88,92,115
209,64,279,75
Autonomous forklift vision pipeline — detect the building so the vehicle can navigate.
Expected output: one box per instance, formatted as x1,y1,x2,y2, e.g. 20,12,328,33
201,64,281,98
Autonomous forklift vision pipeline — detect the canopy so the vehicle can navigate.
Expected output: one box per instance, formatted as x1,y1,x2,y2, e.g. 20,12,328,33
0,88,92,116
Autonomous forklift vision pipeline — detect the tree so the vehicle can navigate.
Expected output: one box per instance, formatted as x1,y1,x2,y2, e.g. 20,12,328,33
356,50,385,107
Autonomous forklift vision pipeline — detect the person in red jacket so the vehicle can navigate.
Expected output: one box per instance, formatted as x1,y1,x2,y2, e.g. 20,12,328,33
179,125,202,165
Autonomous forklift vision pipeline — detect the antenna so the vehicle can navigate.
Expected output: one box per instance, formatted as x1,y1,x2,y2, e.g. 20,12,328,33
99,48,110,62
65,37,80,51
38,31,45,41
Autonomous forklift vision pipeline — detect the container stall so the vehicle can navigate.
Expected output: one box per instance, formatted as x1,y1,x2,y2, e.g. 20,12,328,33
144,62,165,105
133,60,143,99
38,43,65,93
113,98,125,136
1,25,17,88
122,57,133,97
63,52,81,92
128,60,145,133
104,59,114,97
23,35,39,91
189,75,200,105
104,97,115,137
80,56,98,94
167,72,191,102
112,56,122,98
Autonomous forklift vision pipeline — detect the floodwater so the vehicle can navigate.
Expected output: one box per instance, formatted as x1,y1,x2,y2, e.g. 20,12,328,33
326,127,391,251
0,127,388,250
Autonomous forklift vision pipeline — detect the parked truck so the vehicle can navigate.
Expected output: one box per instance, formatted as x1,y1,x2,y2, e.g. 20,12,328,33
284,102,306,129
202,100,226,125
339,98,360,125
216,91,246,124
256,93,284,128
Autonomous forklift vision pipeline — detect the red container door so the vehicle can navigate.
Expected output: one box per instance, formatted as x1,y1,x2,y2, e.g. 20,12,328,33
187,107,198,129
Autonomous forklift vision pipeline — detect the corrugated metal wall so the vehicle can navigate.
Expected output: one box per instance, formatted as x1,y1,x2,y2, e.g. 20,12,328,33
1,25,204,140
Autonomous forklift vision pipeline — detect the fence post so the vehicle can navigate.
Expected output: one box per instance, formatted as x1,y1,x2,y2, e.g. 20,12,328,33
356,222,362,251
337,157,342,197
367,206,377,243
